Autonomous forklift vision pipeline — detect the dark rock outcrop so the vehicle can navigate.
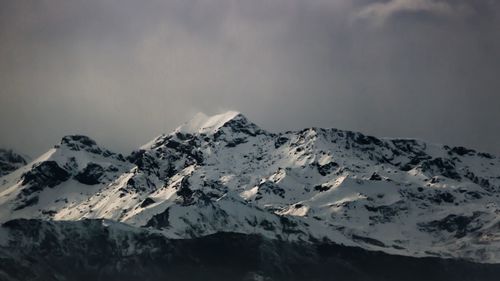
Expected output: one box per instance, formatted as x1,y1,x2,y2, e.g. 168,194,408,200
0,149,27,177
74,163,105,185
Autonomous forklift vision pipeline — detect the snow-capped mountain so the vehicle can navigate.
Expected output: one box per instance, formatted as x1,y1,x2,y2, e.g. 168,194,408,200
0,149,27,178
1,111,500,265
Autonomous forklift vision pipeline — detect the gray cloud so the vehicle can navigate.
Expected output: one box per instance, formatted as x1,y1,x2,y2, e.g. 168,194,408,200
355,0,474,26
0,0,499,157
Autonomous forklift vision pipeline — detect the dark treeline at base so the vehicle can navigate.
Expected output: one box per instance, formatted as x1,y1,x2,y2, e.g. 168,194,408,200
0,219,499,281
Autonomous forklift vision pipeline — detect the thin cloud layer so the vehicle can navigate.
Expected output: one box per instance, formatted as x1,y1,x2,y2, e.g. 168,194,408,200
356,0,473,26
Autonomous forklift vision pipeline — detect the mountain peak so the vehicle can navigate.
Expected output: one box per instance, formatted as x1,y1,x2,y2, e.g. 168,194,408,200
141,111,262,149
175,111,252,135
58,135,119,158
60,135,97,147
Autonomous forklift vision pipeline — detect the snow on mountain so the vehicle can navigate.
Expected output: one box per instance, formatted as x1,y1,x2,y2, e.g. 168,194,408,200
0,149,28,177
1,112,500,263
175,111,242,134
0,135,133,222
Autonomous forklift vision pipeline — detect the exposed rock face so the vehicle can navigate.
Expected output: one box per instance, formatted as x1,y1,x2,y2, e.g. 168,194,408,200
20,161,71,189
74,163,105,185
0,149,27,177
15,161,71,210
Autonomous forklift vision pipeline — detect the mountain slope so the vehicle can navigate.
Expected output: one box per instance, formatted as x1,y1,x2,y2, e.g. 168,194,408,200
0,111,499,263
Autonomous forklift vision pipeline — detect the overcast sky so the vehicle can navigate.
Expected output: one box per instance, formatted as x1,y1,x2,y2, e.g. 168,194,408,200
1,0,499,157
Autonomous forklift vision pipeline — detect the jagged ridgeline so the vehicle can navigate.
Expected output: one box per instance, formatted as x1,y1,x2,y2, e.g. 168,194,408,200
0,111,500,280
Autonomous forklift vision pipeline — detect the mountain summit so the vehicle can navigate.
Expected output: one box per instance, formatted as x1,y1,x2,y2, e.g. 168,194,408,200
1,111,500,280
175,111,257,134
